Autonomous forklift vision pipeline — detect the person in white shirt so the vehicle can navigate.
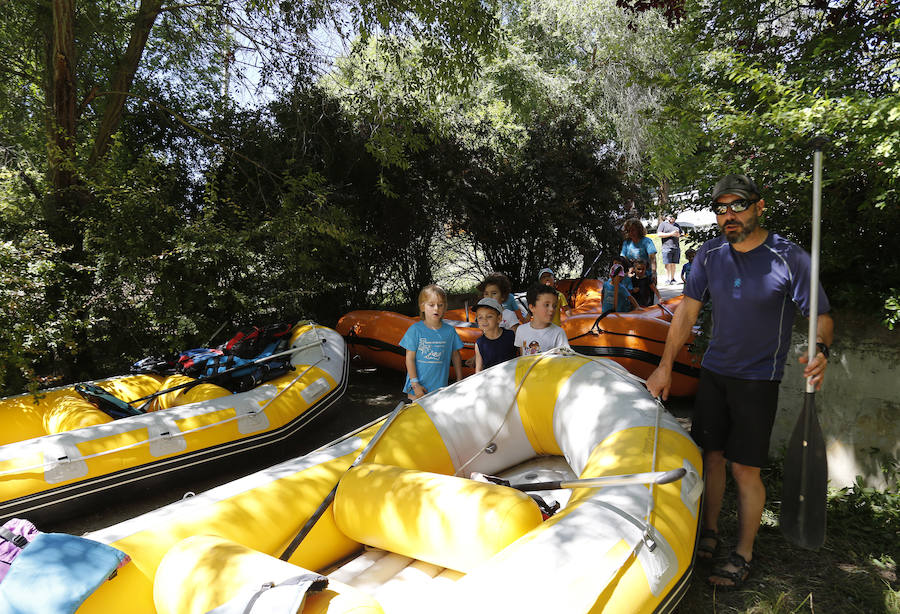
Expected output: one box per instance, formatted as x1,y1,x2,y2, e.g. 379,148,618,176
514,284,570,355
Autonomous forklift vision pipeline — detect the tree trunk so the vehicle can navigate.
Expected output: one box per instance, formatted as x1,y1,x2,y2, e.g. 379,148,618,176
657,178,670,217
43,0,81,249
88,0,164,168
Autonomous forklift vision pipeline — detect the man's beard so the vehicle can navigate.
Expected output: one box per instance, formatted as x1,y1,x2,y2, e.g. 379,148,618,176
721,211,759,244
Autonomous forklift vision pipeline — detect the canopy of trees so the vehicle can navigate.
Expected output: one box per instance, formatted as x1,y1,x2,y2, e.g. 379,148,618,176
1,0,897,393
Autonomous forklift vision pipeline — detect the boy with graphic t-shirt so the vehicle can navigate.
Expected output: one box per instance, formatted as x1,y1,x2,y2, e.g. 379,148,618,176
515,284,570,355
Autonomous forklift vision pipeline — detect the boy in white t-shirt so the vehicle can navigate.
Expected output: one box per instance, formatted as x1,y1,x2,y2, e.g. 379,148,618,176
515,284,570,356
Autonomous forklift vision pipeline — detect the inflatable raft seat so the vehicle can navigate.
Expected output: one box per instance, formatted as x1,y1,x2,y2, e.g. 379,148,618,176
0,373,235,445
146,374,232,412
43,395,114,434
333,464,543,574
153,535,382,614
2,391,113,443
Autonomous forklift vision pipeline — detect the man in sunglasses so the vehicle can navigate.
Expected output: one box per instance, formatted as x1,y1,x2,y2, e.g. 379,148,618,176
645,173,834,589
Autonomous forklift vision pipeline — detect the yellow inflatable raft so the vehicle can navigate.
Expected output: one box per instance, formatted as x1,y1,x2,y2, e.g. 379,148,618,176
0,323,348,523
75,350,703,613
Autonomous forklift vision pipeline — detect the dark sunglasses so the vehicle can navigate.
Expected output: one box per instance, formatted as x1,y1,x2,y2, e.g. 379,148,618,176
712,198,758,215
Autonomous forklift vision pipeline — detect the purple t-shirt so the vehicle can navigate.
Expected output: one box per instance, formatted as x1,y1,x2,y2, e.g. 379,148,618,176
685,232,830,381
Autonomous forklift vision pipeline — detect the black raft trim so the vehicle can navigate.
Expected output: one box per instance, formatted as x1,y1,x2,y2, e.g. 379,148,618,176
343,335,406,356
571,345,701,379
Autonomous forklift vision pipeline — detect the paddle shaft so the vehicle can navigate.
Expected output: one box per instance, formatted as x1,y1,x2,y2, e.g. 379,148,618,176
128,341,322,406
799,145,823,535
279,401,406,561
511,467,686,491
781,142,829,550
807,147,823,392
202,320,229,348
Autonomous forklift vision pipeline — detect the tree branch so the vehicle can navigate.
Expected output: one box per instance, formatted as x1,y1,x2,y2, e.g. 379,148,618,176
87,0,164,168
158,1,220,13
18,169,43,202
76,85,99,121
90,89,279,179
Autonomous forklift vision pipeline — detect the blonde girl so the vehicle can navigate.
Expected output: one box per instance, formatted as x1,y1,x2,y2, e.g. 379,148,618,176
399,284,464,400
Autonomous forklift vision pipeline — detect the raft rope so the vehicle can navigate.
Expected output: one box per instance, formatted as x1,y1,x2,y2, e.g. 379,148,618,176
0,340,330,479
642,397,664,550
584,394,669,597
454,349,562,478
566,311,673,346
451,348,674,588
455,348,657,479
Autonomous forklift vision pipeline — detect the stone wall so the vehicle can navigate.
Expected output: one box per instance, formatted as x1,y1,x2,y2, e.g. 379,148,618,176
773,321,900,490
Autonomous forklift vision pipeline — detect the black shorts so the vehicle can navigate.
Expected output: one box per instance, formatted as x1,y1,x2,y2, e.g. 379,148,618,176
662,248,681,264
690,368,780,467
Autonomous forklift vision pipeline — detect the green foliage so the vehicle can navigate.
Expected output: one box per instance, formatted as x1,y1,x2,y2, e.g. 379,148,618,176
0,0,501,392
437,110,634,287
657,0,900,312
675,454,899,613
2,0,899,393
0,229,67,393
828,455,900,573
884,290,900,330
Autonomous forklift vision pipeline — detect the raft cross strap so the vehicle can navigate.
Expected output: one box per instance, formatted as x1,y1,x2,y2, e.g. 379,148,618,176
279,400,407,561
508,468,687,491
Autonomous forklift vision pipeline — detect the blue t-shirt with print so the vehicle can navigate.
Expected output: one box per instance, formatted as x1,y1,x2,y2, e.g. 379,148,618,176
620,237,657,266
685,232,830,381
399,320,464,394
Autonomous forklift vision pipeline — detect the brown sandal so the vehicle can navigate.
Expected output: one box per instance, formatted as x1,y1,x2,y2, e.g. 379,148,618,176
708,551,751,590
697,528,718,560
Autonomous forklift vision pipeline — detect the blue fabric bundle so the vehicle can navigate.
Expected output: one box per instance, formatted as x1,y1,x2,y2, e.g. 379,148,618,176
0,533,128,614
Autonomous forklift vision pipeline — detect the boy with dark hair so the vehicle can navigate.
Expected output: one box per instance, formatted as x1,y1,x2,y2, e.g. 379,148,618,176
477,272,522,329
537,268,572,324
631,258,662,307
515,284,570,356
681,248,697,283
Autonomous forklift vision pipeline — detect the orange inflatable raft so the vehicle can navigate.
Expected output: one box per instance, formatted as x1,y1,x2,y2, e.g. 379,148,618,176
337,279,700,396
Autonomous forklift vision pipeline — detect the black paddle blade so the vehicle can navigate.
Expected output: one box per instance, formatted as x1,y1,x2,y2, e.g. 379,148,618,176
780,392,828,550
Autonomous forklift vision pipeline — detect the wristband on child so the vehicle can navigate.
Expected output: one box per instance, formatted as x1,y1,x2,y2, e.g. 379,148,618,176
410,377,419,384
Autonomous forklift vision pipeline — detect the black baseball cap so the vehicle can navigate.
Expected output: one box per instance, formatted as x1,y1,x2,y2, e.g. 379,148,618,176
712,174,761,202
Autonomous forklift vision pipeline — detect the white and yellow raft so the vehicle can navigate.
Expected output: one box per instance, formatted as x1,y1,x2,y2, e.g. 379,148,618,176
0,323,348,523
78,350,703,614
